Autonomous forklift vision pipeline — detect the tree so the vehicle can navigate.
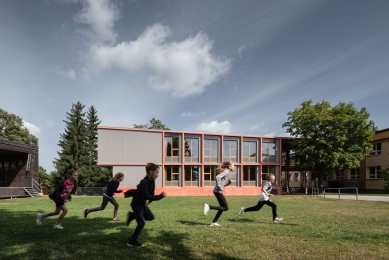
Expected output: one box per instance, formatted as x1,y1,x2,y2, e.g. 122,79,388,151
282,100,375,188
53,102,89,186
38,166,52,185
82,106,112,187
380,166,389,194
0,108,38,145
133,117,170,130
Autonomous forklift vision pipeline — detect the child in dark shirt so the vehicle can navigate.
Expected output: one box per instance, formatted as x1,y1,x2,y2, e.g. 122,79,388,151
126,163,166,247
83,172,124,221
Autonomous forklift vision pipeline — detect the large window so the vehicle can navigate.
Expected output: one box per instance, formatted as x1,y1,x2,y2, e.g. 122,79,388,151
350,168,359,179
165,136,180,162
184,165,200,186
243,141,257,163
185,138,199,162
224,140,238,162
262,142,276,163
369,166,381,179
243,166,257,186
369,143,382,156
203,166,217,186
229,166,239,187
262,166,279,186
164,166,180,186
336,170,344,180
204,139,218,162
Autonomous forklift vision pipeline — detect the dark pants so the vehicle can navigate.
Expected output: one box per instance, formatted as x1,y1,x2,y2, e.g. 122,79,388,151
89,195,119,218
130,205,155,242
210,192,229,223
244,200,277,220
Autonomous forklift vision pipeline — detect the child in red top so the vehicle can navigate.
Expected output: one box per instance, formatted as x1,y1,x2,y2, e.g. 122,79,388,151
36,169,78,229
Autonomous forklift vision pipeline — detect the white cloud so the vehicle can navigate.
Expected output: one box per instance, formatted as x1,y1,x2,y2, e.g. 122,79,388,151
196,120,231,134
23,121,41,136
46,119,56,128
249,124,260,130
181,111,205,117
74,0,119,45
76,0,231,97
121,119,132,127
55,65,76,79
264,132,276,137
278,132,291,137
238,45,245,56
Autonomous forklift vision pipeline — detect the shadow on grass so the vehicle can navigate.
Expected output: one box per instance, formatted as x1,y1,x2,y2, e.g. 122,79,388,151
228,218,255,222
0,208,196,260
177,220,210,226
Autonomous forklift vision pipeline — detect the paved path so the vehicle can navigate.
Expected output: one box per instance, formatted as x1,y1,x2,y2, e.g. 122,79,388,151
319,194,389,202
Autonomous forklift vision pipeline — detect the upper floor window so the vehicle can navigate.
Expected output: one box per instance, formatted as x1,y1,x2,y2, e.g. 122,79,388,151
243,140,257,163
369,166,381,179
350,168,359,179
185,138,199,163
369,143,381,156
204,139,218,162
224,140,238,163
262,142,276,163
165,136,180,162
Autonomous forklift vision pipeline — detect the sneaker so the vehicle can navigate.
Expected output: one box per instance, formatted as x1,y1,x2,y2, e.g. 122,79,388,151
112,217,120,221
210,222,221,227
239,207,245,215
53,224,64,229
203,203,210,215
126,211,134,226
273,218,283,223
36,213,43,225
83,209,88,218
127,239,143,247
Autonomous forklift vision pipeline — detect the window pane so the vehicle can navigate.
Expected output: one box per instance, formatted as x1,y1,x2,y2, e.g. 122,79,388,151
243,142,249,157
204,140,210,148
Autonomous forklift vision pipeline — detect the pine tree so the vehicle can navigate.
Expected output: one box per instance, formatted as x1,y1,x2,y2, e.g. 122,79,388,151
53,102,88,185
83,106,111,187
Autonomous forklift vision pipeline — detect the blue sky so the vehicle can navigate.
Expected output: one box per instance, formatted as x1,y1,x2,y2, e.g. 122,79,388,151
1,0,388,173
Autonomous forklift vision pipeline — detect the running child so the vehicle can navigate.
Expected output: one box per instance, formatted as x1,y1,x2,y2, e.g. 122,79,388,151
83,172,124,221
203,161,233,227
126,163,166,247
36,169,78,229
239,173,283,223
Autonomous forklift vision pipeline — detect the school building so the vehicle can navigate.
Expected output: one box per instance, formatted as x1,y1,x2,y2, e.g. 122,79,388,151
97,126,288,196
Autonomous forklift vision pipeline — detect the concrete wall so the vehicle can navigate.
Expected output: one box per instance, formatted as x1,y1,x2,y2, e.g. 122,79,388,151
98,129,162,164
113,166,162,187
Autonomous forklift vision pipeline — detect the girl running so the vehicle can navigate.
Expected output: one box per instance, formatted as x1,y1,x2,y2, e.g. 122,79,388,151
239,173,283,223
83,172,124,221
36,169,78,229
203,161,233,227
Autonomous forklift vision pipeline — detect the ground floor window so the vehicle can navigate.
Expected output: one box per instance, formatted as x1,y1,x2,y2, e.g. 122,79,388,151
165,166,180,186
243,166,257,186
184,165,200,186
203,166,217,186
369,166,381,179
350,168,359,179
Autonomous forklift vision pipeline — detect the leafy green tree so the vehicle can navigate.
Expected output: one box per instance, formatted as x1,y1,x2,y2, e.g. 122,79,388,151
380,166,389,194
53,102,89,186
0,108,38,145
38,166,52,185
133,117,170,130
282,100,375,188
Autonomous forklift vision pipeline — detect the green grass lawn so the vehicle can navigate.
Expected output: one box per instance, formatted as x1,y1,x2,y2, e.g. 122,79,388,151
1,195,388,260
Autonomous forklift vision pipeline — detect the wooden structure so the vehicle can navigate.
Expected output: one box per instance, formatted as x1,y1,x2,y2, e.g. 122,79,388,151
0,139,39,198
